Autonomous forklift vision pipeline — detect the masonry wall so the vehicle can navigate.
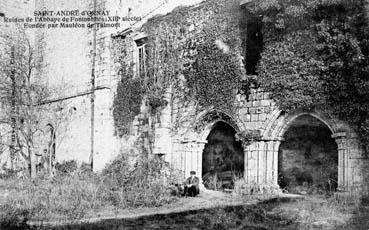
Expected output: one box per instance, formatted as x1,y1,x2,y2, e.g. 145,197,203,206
28,0,206,171
1,0,368,195
133,0,369,195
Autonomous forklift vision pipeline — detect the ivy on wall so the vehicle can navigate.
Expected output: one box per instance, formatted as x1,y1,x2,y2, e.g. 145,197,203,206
111,37,144,137
112,0,249,137
184,40,243,113
143,0,247,127
113,65,144,137
254,0,369,151
258,31,325,111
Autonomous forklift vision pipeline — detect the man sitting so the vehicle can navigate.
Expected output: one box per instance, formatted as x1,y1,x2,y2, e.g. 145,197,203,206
183,171,200,197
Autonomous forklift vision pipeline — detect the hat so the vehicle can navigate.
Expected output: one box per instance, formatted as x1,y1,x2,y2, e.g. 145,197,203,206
190,171,196,175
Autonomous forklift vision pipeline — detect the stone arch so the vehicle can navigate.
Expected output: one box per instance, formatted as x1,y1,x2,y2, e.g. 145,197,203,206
194,110,243,142
262,109,349,141
256,108,362,192
179,110,245,188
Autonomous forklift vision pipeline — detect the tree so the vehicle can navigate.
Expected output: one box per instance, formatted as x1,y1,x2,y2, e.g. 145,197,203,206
0,25,48,178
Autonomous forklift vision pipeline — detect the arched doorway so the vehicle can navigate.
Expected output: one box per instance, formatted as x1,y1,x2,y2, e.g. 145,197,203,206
278,115,338,194
201,121,244,190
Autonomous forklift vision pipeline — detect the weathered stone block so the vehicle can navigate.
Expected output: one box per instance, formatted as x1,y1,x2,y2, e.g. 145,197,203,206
249,107,257,114
245,114,251,122
239,108,249,115
258,114,266,121
260,100,270,107
251,114,258,122
253,100,261,107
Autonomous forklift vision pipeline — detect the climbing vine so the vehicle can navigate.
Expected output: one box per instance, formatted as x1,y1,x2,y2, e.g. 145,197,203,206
113,64,144,137
112,0,249,136
255,0,369,151
111,37,144,137
184,40,243,113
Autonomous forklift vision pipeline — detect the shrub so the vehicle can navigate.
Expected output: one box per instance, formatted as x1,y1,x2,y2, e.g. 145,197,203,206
102,154,176,208
0,168,24,180
0,152,178,226
54,160,78,176
0,171,104,228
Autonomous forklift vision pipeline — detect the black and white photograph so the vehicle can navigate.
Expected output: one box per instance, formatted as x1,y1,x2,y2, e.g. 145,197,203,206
0,0,369,229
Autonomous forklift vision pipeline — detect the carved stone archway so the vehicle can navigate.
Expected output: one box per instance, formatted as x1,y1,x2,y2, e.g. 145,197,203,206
258,109,363,193
179,110,244,188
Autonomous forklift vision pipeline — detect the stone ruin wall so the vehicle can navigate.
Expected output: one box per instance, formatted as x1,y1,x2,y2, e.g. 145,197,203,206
112,0,369,195
165,88,369,194
0,0,368,195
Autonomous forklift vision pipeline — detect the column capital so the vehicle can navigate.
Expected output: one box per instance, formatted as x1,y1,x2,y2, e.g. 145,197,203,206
261,137,284,142
180,139,196,144
240,0,254,6
196,140,208,144
332,132,347,139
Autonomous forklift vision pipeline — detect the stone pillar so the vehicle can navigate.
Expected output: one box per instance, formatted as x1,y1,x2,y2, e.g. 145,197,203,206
180,139,207,186
244,139,281,192
332,132,349,191
265,139,281,187
196,140,207,189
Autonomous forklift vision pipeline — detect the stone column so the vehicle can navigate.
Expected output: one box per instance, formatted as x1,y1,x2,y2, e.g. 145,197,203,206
244,139,281,193
265,139,281,187
332,132,349,191
180,139,207,189
196,140,207,189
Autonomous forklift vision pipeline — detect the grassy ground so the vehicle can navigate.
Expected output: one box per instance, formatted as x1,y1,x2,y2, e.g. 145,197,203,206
21,193,369,230
1,159,368,230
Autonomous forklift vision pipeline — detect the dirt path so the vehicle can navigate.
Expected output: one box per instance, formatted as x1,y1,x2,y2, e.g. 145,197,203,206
25,192,369,230
31,190,300,227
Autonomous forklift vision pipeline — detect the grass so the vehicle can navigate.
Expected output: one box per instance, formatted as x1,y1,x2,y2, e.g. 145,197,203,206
0,154,178,229
1,177,368,229
1,154,368,229
25,196,356,230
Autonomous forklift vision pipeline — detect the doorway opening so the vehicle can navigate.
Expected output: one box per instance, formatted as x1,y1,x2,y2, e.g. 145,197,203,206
278,115,338,195
202,121,244,190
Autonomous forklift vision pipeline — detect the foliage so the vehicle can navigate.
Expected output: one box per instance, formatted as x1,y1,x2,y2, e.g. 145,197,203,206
0,172,102,227
184,41,243,112
0,25,51,178
0,152,177,226
0,168,23,180
102,153,176,208
112,62,144,136
235,129,262,143
112,0,247,135
258,31,325,111
256,0,369,150
314,1,369,150
54,160,78,176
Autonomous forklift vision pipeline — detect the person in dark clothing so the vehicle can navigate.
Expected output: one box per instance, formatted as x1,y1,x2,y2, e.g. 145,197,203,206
183,171,200,197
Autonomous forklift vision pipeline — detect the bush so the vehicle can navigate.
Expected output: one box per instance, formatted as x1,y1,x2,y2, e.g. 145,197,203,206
0,172,103,226
0,152,178,226
102,154,176,208
0,168,24,180
54,160,78,176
